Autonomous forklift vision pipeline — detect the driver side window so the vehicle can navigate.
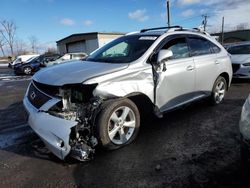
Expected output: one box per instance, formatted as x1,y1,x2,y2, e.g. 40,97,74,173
162,37,189,60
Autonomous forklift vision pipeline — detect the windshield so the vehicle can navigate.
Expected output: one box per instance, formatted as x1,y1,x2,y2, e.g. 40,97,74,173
86,35,158,63
27,56,38,62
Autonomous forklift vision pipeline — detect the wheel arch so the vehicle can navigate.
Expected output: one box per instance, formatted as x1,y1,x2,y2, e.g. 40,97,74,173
126,92,155,119
219,72,230,90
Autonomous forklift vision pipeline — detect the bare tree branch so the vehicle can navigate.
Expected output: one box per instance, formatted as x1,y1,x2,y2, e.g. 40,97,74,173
0,19,17,56
29,35,38,53
0,35,6,56
15,39,28,55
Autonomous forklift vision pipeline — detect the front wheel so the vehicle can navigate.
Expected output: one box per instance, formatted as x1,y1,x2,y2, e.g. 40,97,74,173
23,66,32,75
96,98,140,150
210,76,227,105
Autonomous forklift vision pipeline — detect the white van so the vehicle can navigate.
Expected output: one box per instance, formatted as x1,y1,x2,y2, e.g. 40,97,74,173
9,54,39,68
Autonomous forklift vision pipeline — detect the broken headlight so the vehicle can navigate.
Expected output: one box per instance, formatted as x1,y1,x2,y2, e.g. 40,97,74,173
49,83,98,121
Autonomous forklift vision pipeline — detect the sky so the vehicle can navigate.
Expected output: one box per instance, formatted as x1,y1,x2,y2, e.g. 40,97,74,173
1,0,250,53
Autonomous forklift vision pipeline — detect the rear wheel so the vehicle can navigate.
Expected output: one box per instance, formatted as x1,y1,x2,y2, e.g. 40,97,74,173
210,76,227,105
96,98,140,150
23,66,32,75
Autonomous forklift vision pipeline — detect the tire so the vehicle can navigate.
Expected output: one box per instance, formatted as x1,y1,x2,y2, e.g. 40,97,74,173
96,98,140,150
210,76,227,105
23,66,32,75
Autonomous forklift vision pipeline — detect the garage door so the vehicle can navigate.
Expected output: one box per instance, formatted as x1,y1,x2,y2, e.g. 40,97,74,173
67,41,86,53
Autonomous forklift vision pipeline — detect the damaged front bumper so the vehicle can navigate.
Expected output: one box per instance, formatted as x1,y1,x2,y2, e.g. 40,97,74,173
23,96,77,160
23,81,99,161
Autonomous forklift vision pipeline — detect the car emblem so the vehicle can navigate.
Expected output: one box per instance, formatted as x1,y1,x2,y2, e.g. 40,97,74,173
30,91,36,100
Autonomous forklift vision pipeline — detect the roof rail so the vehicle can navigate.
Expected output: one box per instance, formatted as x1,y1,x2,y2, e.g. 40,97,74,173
192,28,210,36
140,26,182,33
125,31,140,36
174,27,211,36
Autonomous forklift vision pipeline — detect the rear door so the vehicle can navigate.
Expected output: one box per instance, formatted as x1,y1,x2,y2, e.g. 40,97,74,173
187,35,221,96
155,35,195,112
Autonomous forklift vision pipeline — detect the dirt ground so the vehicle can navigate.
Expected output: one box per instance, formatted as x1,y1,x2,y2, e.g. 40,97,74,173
0,67,250,188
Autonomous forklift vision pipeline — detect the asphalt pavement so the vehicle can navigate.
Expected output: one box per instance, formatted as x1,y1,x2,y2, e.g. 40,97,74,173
0,67,250,188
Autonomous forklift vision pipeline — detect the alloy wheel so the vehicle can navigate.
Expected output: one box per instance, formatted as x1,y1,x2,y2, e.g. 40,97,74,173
108,106,136,145
214,80,226,104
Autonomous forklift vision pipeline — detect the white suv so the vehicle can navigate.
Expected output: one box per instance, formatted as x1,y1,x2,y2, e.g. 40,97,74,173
23,26,232,161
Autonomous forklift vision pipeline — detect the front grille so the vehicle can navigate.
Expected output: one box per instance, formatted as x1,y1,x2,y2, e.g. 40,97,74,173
232,64,240,73
33,80,59,96
27,83,51,109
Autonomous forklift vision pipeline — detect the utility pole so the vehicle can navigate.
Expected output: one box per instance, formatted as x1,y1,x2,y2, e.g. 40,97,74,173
202,14,208,31
167,0,171,27
221,17,225,45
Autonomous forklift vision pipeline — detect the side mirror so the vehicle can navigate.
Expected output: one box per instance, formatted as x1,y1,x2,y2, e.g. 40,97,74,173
157,49,173,63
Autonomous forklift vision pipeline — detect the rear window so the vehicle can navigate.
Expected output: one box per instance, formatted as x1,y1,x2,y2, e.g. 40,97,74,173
188,36,220,56
227,45,250,55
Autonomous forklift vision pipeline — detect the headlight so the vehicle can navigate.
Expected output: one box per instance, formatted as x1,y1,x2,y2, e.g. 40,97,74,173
243,62,250,66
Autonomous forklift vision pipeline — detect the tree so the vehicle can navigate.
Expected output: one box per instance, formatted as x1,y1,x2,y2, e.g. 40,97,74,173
0,35,6,56
0,20,17,56
29,35,38,53
46,47,57,54
15,39,28,55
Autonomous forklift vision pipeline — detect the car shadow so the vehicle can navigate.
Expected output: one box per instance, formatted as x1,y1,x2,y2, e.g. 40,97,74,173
1,96,250,187
0,102,27,131
232,78,250,84
71,98,250,187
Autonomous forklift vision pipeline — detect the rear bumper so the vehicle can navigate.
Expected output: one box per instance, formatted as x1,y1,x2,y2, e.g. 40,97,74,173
23,95,77,160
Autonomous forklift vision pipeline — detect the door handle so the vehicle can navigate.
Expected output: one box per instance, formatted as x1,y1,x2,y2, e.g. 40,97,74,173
186,65,194,71
215,60,220,65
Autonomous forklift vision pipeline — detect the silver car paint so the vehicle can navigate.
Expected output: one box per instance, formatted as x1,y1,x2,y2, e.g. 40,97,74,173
231,54,250,78
23,92,77,159
86,31,232,108
33,60,129,86
24,30,232,160
240,95,250,140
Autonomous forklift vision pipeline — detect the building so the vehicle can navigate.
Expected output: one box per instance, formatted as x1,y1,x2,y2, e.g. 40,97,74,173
56,32,125,55
212,29,250,44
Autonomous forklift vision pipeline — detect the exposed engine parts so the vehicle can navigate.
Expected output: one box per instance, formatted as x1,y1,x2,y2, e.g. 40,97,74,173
48,86,102,161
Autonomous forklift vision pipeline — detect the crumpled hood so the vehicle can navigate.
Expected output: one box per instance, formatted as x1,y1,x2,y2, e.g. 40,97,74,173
33,60,129,86
231,54,250,64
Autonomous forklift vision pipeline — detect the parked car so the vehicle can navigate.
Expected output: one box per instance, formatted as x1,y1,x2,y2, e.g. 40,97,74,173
42,54,61,63
240,94,250,163
45,52,87,67
14,56,43,75
226,42,250,78
23,26,232,161
13,54,60,75
8,54,39,68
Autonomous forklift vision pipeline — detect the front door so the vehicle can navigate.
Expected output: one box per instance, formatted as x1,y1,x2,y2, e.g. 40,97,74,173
155,36,195,112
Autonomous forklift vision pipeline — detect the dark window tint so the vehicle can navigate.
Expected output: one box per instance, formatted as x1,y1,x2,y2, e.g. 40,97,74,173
162,37,189,60
188,37,212,56
210,42,221,53
227,45,250,55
